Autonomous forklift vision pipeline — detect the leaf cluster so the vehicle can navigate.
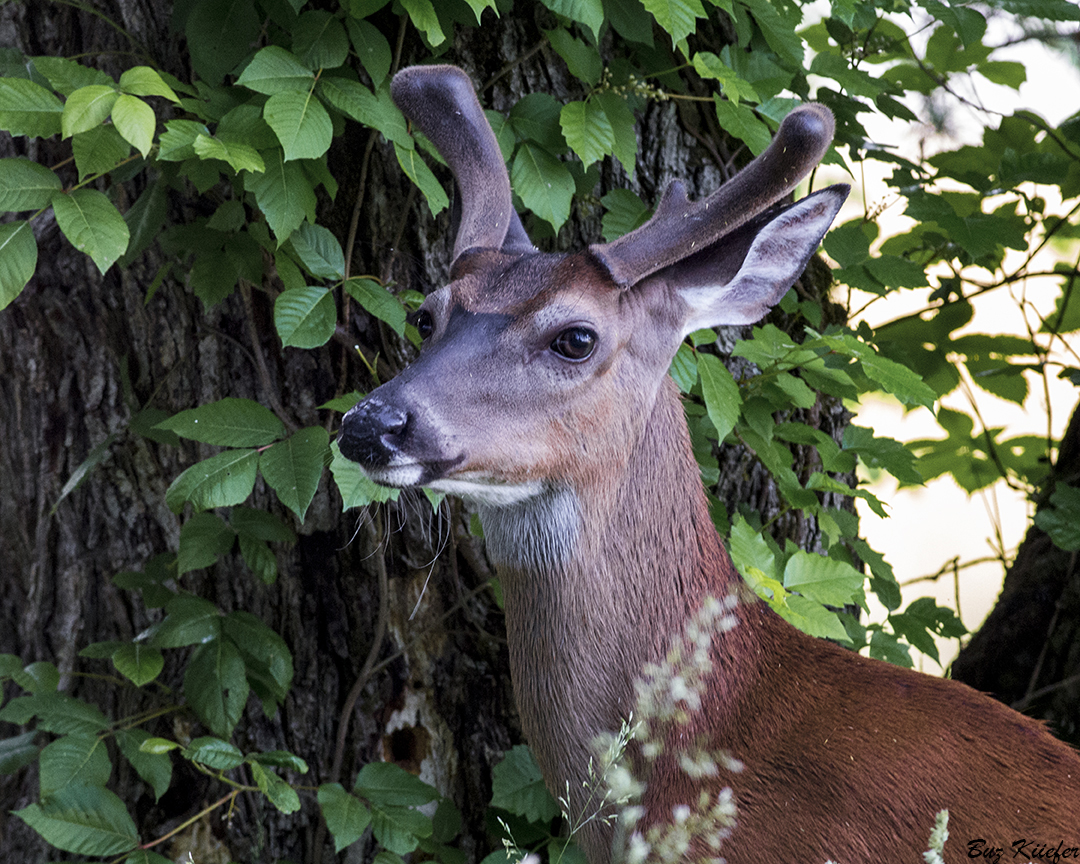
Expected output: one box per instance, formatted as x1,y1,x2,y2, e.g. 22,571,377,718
2,0,1080,859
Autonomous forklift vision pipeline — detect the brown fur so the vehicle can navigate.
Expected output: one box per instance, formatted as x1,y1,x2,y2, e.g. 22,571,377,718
500,376,1080,864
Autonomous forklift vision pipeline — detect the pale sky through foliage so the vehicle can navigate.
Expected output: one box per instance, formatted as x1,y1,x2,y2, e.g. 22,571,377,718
812,17,1080,670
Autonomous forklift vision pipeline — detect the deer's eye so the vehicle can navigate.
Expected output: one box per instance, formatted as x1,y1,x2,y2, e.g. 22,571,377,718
411,309,434,340
550,327,597,361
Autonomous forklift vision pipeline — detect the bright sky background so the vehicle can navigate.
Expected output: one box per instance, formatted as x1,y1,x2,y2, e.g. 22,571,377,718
814,17,1080,671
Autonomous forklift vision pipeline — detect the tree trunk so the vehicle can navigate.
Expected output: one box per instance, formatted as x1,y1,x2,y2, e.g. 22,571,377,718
0,3,846,862
952,404,1080,747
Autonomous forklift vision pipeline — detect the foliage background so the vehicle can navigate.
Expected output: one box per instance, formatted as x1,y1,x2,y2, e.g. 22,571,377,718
0,0,1078,861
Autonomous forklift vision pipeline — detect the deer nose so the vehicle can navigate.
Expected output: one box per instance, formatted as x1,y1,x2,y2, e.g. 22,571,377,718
338,397,410,467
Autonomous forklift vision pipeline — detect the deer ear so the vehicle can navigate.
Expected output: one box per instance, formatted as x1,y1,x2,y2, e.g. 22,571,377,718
666,184,849,336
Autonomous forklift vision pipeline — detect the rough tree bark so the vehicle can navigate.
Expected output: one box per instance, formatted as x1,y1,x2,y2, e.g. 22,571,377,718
0,3,834,862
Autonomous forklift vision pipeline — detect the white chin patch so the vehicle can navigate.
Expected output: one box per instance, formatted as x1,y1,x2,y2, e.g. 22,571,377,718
427,477,544,507
364,463,426,488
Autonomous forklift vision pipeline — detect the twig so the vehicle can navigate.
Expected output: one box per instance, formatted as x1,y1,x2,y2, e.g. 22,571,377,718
312,510,391,864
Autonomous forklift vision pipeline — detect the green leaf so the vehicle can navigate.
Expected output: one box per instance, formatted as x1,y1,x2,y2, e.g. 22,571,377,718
248,750,308,774
115,729,172,801
330,440,399,508
109,93,155,157
692,52,759,105
777,595,851,642
977,60,1026,89
345,277,407,335
318,783,372,852
184,637,250,739
294,10,350,70
156,398,286,447
511,142,574,232
238,46,315,95
545,27,602,86
264,89,333,161
290,221,345,280
842,425,923,485
164,449,260,513
889,597,966,664
697,353,742,443
14,660,60,693
0,731,39,775
112,643,164,686
641,0,706,46
540,0,605,42
150,594,222,649
712,97,772,155
16,784,139,856
736,0,804,64
120,177,169,266
560,99,614,169
489,745,560,822
177,512,236,575
783,551,864,608
594,91,636,176
61,84,118,139
0,220,37,311
32,56,113,95
0,158,61,210
371,804,433,854
823,218,873,268
509,94,566,152
1035,484,1080,551
0,77,63,137
922,0,986,48
71,124,130,181
274,285,337,349
600,188,649,241
192,135,266,174
0,692,108,735
729,515,781,583
317,78,409,145
251,760,301,813
222,611,294,707
395,142,449,216
183,736,245,770
355,761,440,807
345,18,393,87
245,149,317,241
39,733,112,796
260,426,330,521
400,0,445,45
118,66,180,102
158,119,210,161
186,0,262,84
51,188,129,274
231,506,297,543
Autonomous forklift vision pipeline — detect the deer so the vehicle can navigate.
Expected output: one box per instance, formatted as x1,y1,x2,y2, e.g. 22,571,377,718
337,65,1080,864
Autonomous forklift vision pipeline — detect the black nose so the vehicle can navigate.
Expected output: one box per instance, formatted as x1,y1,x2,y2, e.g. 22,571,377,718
338,397,409,466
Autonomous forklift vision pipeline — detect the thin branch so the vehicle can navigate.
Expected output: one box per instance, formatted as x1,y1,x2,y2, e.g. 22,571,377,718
312,510,391,864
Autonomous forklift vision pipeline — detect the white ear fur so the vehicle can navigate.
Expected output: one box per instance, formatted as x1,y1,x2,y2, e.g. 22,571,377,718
678,186,848,336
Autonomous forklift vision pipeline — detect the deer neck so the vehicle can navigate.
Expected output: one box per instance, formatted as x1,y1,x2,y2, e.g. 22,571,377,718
479,378,741,856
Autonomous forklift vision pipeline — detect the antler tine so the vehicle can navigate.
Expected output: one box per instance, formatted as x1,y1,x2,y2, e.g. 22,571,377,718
590,103,837,287
391,65,524,260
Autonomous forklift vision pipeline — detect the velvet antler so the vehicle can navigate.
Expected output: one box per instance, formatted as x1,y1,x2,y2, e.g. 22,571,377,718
590,104,836,288
391,65,532,261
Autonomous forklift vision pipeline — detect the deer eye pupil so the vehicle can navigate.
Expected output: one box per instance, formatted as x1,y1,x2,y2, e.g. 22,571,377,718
551,327,596,361
412,310,434,340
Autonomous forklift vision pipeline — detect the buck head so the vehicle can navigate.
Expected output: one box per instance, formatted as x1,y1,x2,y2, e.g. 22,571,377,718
338,65,848,556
